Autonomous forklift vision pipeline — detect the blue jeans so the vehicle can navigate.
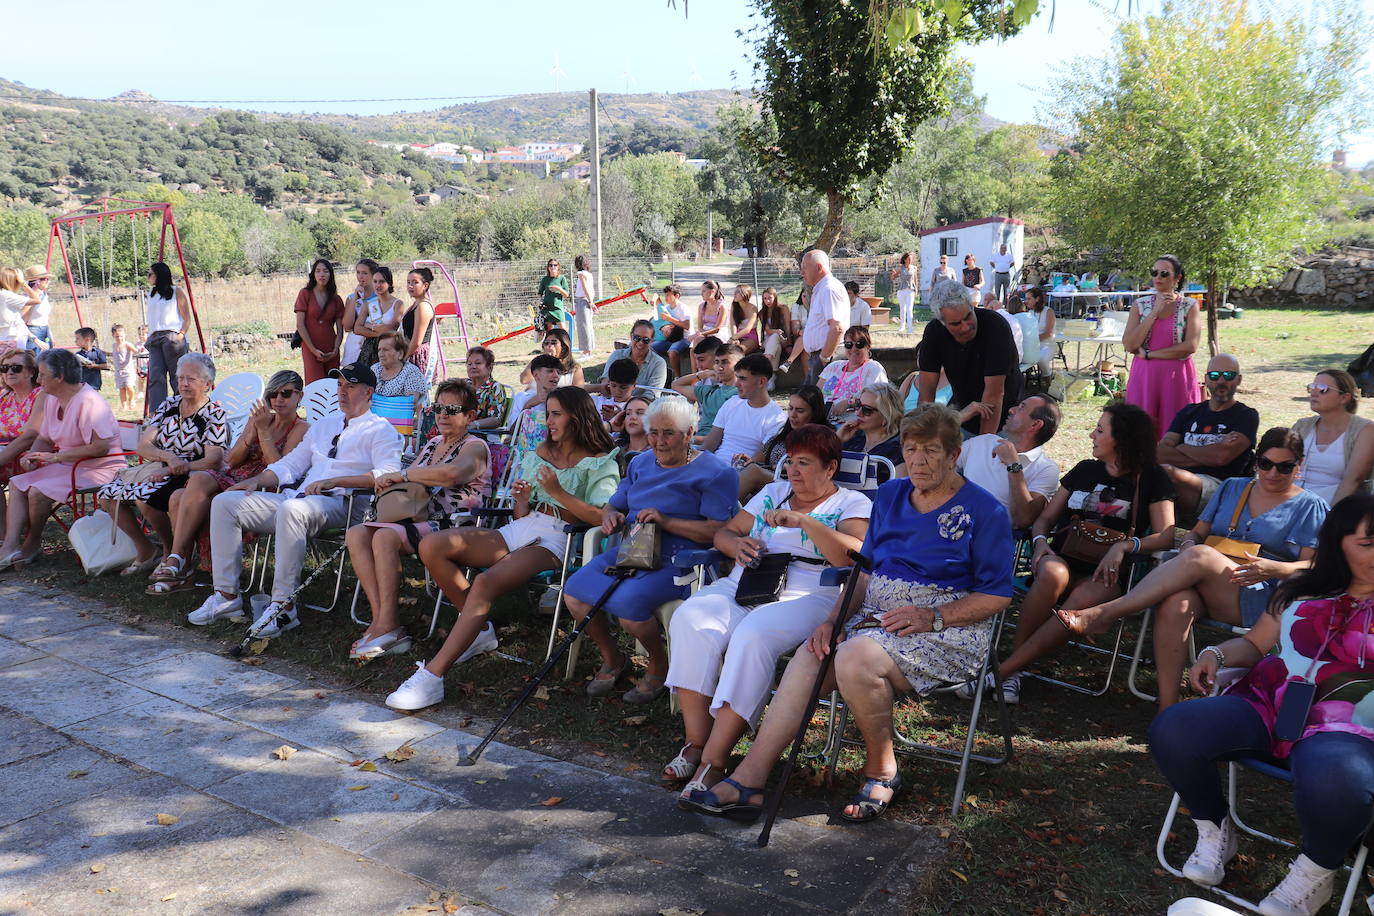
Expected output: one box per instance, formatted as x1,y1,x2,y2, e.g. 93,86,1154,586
25,325,50,351
652,337,691,357
1150,695,1374,868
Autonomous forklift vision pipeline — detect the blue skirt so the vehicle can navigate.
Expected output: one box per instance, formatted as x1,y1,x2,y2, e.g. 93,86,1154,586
564,550,688,623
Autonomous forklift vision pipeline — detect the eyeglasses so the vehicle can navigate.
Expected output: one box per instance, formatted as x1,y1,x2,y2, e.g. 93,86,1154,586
0,364,25,373
434,403,470,416
1151,270,1174,278
1257,456,1298,474
1205,370,1238,382
631,334,652,344
1308,383,1334,395
268,388,298,399
843,340,869,349
856,404,877,417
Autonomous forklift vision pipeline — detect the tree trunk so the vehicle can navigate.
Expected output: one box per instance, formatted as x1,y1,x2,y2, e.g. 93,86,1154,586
812,188,845,253
1205,268,1220,358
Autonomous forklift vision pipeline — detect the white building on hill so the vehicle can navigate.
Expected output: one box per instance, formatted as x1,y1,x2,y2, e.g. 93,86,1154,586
917,217,1025,298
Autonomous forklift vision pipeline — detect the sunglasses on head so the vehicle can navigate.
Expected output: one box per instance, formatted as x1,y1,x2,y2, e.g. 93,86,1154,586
1308,383,1334,394
268,388,298,399
631,334,652,344
1206,370,1238,381
843,340,869,349
1257,456,1298,474
1151,269,1174,278
856,404,877,417
0,364,26,373
434,403,470,417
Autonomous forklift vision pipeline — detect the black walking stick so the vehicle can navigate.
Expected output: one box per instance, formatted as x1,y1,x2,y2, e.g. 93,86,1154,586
458,566,635,766
756,549,871,847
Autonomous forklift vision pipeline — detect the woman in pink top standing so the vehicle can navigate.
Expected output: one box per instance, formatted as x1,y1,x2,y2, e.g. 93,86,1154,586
0,349,122,568
1122,254,1201,437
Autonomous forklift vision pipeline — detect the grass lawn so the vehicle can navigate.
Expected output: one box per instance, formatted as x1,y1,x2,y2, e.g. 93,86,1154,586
29,303,1374,915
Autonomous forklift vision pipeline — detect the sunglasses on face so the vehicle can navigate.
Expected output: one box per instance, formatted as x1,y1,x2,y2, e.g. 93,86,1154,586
434,403,470,417
631,334,652,344
856,404,877,417
1257,456,1298,474
1206,370,1238,381
268,388,298,399
1308,384,1334,394
0,364,25,373
1151,270,1174,278
843,340,868,349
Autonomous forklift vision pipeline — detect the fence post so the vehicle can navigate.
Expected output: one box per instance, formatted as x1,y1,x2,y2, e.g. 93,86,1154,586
751,257,759,289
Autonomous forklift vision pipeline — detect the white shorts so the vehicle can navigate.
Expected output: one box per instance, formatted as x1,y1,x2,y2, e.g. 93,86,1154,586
499,510,569,562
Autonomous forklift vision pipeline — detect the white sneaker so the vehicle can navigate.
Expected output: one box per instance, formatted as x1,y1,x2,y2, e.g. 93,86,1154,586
954,672,994,700
1258,853,1337,916
455,622,498,665
1000,673,1022,705
386,662,445,711
1182,816,1238,887
253,602,299,638
188,593,244,626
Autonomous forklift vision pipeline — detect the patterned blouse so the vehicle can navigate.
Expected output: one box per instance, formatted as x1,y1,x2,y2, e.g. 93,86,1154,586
474,378,510,424
370,361,429,399
414,433,491,517
97,395,229,500
0,386,38,440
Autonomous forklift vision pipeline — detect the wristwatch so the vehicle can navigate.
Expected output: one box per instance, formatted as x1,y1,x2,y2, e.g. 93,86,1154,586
1005,462,1024,474
929,607,945,633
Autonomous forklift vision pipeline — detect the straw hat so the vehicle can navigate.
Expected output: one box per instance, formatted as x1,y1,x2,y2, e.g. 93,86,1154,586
23,266,50,282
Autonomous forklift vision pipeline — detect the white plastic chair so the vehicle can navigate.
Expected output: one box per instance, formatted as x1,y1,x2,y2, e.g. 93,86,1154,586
302,378,338,423
215,372,264,443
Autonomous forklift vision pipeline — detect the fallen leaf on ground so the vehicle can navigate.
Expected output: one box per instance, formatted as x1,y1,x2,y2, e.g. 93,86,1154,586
67,769,89,779
533,686,550,700
783,868,799,878
240,657,264,666
358,761,379,772
161,893,177,902
347,785,368,791
950,869,968,882
312,691,325,699
154,814,178,826
622,715,648,727
90,863,105,874
443,898,459,914
391,793,399,801
272,745,298,761
1053,890,1070,902
248,639,270,655
384,745,416,762
541,796,564,807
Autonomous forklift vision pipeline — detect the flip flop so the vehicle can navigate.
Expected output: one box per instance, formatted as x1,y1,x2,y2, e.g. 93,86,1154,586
680,777,765,821
839,773,904,823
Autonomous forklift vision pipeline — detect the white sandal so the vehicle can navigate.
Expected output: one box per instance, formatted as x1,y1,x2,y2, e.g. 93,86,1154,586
662,743,702,782
679,761,721,801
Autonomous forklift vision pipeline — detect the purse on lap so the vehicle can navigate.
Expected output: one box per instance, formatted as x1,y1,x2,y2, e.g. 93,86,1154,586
613,521,661,571
735,552,793,607
1204,480,1262,562
1057,475,1140,565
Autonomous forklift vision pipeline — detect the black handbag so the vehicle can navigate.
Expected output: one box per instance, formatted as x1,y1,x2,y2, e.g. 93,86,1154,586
735,552,793,607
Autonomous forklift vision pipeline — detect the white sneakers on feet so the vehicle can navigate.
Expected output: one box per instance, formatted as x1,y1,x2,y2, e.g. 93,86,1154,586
1183,816,1238,887
1258,853,1337,916
456,622,498,664
954,671,1021,705
188,593,245,626
386,662,445,711
253,601,299,638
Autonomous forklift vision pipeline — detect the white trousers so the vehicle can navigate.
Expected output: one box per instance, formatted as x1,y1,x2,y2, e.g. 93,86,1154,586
897,288,915,332
665,575,837,730
573,297,596,352
210,490,349,602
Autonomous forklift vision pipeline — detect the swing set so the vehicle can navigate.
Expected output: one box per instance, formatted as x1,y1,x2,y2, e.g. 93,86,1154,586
44,198,207,353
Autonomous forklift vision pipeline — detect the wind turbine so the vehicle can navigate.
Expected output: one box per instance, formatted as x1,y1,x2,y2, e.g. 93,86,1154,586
550,53,567,93
688,58,704,86
621,58,638,94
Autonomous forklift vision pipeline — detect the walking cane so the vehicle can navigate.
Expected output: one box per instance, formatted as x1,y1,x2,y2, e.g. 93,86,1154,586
458,566,635,766
756,549,871,848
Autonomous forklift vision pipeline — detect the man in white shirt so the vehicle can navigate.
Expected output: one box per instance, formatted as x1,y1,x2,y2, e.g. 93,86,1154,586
955,394,1061,529
190,363,402,636
781,249,846,386
701,353,785,468
989,244,1016,303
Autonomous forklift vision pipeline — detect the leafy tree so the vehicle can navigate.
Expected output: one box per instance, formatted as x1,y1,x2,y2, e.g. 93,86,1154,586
603,119,702,159
978,125,1048,220
746,0,1023,251
1052,0,1367,352
0,207,49,267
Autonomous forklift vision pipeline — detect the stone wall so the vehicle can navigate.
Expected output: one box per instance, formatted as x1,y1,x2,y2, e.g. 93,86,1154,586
1230,247,1374,309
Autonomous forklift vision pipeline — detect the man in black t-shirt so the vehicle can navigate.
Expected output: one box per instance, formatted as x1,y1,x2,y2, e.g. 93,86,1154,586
916,279,1023,436
1156,353,1260,525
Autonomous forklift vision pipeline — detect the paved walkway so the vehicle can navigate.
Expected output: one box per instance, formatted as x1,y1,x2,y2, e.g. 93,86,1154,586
0,582,939,915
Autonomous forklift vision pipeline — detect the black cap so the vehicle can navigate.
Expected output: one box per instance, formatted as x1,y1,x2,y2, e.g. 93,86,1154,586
328,362,377,387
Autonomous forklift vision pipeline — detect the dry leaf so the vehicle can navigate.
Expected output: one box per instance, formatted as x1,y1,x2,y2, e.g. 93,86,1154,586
783,869,799,878
1053,890,1070,903
240,656,264,666
540,796,564,807
391,793,400,801
161,893,177,902
90,863,106,874
350,759,366,767
347,785,368,791
384,745,416,762
622,715,648,727
249,639,270,655
443,898,459,915
533,686,550,701
155,814,178,826
950,869,968,882
358,761,379,772
67,769,89,779
272,745,298,761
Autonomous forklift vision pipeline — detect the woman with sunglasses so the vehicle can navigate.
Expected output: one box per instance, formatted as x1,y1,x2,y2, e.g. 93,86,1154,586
348,379,491,660
536,258,571,334
1057,427,1327,708
0,351,40,536
146,370,309,593
1122,254,1201,438
817,327,889,424
1293,368,1374,506
837,383,906,479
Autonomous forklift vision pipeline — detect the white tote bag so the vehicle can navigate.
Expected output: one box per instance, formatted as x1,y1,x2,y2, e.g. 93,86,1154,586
68,510,137,576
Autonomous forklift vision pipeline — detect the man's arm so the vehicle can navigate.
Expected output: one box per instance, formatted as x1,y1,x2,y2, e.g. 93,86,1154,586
700,424,725,453
1172,433,1250,468
992,439,1046,528
916,370,938,406
821,320,841,362
1155,431,1191,467
978,375,1005,435
672,372,705,402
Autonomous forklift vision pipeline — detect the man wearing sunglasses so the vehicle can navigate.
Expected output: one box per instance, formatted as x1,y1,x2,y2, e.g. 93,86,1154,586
588,318,667,396
190,363,402,636
1157,353,1259,526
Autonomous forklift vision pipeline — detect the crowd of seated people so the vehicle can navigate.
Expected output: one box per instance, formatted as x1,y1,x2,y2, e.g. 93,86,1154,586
11,246,1374,912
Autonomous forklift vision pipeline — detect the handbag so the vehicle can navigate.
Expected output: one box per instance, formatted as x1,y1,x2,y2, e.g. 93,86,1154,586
68,510,138,576
736,552,793,607
373,481,430,523
289,331,303,350
117,461,167,485
1205,480,1263,562
1057,475,1141,566
614,521,661,571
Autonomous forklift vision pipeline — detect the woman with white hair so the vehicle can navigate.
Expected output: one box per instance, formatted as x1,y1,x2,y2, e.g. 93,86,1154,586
97,352,228,577
562,395,740,704
837,382,906,478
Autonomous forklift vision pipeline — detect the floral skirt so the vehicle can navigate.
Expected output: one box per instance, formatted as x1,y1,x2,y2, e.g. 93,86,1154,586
842,573,990,694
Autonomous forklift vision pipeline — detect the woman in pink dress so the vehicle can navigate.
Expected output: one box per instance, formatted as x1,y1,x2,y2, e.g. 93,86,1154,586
0,349,123,568
1122,254,1201,437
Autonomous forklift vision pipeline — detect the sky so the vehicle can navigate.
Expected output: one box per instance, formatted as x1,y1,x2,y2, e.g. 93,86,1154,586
4,0,1372,165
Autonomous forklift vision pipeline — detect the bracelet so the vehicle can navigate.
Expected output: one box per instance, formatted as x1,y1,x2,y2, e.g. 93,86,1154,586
1130,536,1142,554
1200,645,1226,668
1031,534,1048,543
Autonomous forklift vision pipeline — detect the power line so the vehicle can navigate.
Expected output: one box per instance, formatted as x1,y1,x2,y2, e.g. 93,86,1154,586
1,91,540,106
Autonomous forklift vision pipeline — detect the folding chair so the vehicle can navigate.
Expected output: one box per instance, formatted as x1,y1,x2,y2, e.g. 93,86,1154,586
774,450,894,499
215,372,264,444
243,487,371,615
817,567,1015,817
302,378,338,423
1127,609,1249,703
1157,758,1374,915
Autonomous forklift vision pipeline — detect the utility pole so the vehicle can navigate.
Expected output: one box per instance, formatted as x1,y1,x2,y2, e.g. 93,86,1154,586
706,208,712,261
589,88,603,315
